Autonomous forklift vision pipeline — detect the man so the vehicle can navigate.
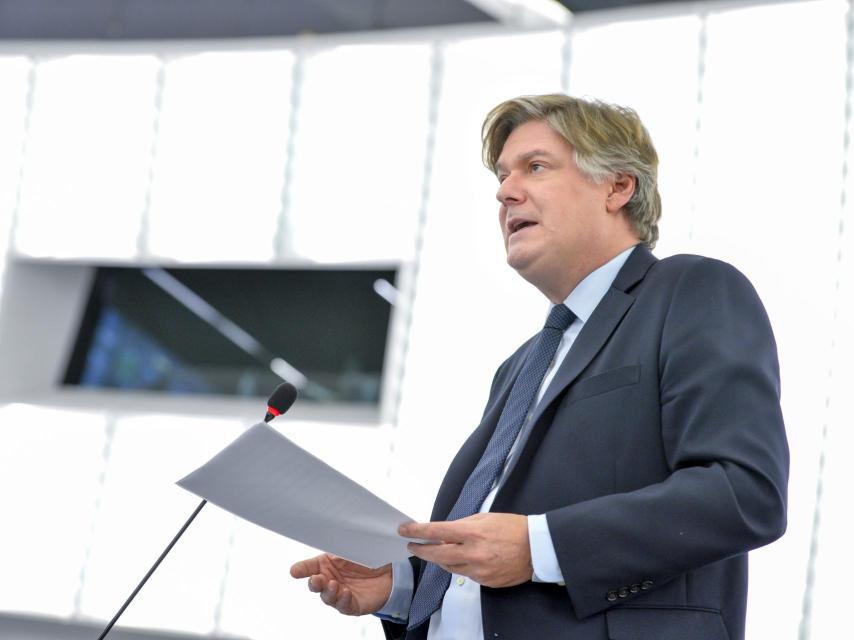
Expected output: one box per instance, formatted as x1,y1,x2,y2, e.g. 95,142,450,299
290,94,789,640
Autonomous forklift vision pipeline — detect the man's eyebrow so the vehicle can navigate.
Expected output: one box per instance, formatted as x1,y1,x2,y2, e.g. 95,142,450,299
495,149,556,172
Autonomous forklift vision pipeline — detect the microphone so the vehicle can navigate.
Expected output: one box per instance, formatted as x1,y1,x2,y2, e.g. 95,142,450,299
265,382,298,422
96,383,298,639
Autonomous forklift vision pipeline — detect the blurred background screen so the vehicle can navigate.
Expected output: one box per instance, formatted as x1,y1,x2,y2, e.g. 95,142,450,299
62,267,397,403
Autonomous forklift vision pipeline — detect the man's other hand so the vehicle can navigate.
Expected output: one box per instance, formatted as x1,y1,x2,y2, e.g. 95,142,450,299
290,554,392,616
400,513,532,588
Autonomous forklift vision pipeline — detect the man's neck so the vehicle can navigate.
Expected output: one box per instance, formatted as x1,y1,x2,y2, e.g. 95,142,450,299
537,239,640,304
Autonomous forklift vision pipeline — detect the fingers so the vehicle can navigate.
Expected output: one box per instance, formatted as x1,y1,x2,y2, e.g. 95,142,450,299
401,519,477,568
403,514,533,588
407,542,476,580
399,520,467,543
291,555,363,616
407,541,469,567
312,577,356,615
335,588,353,614
307,574,328,593
319,579,339,606
290,556,323,579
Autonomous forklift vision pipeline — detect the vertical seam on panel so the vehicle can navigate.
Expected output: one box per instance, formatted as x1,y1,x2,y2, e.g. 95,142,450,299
7,57,37,256
798,3,852,639
73,414,117,618
273,47,305,261
561,19,574,94
212,515,238,634
136,57,166,259
388,41,444,432
687,9,708,244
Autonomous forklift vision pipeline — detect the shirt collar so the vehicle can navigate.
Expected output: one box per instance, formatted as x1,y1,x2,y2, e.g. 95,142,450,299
557,244,638,323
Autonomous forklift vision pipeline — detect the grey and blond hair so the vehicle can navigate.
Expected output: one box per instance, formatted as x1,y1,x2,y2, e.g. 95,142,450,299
482,94,661,248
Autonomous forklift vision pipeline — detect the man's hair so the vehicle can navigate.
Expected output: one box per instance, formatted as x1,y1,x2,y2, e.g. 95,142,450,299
481,94,662,248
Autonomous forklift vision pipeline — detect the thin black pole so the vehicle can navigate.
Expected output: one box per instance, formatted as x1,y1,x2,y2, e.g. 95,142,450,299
96,498,208,640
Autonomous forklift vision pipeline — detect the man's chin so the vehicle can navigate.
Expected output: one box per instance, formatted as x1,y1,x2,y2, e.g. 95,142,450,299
506,255,560,299
506,250,535,274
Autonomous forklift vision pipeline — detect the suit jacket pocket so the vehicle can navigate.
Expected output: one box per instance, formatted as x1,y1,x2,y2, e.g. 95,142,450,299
567,364,640,404
606,606,730,640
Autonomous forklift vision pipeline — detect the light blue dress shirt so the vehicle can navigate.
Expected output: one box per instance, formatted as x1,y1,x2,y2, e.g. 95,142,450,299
378,246,637,637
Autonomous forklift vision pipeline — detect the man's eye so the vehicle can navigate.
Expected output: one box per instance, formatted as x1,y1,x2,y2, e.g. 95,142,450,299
531,163,545,172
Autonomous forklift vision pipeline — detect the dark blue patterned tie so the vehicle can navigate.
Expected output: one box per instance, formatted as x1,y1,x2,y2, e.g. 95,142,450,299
407,303,575,630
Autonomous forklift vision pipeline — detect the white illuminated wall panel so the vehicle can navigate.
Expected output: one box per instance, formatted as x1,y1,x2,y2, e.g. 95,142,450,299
217,420,391,640
284,43,432,263
217,522,385,640
0,56,30,304
77,414,242,634
14,55,160,260
146,51,295,263
391,31,565,518
568,14,702,252
806,221,853,637
694,2,847,638
805,38,854,632
0,404,107,617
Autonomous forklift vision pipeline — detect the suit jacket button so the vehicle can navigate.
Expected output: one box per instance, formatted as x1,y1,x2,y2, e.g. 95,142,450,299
641,580,654,590
618,587,629,598
630,583,640,594
607,591,618,602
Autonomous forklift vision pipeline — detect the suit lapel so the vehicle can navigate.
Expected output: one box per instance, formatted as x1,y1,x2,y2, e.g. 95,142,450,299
489,247,658,511
526,244,657,426
611,243,657,293
433,246,658,519
524,288,633,428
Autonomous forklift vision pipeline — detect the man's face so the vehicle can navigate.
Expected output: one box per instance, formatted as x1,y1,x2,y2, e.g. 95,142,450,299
495,119,613,291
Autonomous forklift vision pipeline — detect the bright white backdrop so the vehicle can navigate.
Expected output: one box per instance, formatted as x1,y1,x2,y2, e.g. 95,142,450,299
0,1,850,638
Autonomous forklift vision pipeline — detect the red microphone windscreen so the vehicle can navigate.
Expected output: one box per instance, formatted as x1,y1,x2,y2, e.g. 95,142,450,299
267,382,298,416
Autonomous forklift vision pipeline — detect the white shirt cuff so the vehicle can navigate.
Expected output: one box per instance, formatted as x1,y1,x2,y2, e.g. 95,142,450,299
527,514,566,585
375,559,413,622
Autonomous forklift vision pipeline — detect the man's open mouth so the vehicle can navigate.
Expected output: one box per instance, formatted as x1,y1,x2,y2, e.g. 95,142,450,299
511,220,536,234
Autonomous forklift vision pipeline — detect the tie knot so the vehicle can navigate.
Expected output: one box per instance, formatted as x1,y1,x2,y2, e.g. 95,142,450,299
544,304,575,331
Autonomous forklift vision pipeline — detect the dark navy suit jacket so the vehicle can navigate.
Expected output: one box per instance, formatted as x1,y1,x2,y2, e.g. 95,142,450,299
384,246,789,640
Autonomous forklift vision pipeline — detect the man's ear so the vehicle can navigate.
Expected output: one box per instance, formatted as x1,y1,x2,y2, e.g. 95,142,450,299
606,173,636,214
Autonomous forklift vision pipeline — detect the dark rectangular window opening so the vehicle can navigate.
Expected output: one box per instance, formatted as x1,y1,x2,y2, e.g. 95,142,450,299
63,266,397,405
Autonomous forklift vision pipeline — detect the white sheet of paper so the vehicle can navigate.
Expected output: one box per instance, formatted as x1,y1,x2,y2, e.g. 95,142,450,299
176,422,416,568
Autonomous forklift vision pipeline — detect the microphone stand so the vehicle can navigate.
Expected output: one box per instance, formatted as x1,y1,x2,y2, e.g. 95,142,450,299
95,499,207,640
95,383,295,639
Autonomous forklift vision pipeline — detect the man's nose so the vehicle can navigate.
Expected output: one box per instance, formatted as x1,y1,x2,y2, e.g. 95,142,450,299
496,173,523,205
